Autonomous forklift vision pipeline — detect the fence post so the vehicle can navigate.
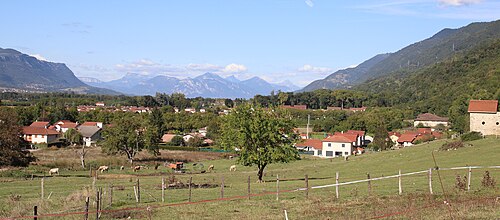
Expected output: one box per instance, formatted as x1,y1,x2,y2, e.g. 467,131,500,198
188,177,193,202
89,166,92,178
467,167,471,191
109,184,113,206
133,186,139,203
93,175,96,190
96,188,100,220
33,205,37,220
84,196,89,220
335,172,339,199
221,176,224,199
276,174,279,201
305,174,309,199
41,178,44,200
247,176,251,200
398,170,402,195
161,177,165,203
137,179,140,203
428,168,433,195
367,173,371,196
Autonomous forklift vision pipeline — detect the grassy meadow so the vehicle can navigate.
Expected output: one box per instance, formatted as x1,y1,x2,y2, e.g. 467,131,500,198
0,137,499,219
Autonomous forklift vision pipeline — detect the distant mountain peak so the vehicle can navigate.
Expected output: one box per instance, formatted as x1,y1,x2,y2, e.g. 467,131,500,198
225,75,240,83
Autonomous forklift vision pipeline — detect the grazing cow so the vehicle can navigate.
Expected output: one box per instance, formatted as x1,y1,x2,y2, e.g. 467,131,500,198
229,165,236,172
48,168,59,175
97,166,109,173
208,165,214,172
133,166,142,172
120,166,125,170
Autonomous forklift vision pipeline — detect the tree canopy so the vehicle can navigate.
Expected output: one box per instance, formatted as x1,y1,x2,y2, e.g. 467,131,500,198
220,104,299,182
0,108,35,166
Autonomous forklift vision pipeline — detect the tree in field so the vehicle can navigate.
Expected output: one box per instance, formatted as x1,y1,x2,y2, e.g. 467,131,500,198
0,108,35,166
220,104,299,182
64,128,86,168
102,116,159,164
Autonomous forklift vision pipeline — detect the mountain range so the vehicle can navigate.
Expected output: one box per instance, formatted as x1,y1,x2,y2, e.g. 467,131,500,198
81,73,300,98
0,48,118,94
301,20,500,92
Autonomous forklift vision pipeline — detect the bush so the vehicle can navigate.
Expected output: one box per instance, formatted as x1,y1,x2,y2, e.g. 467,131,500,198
481,171,496,188
440,141,465,151
460,131,482,142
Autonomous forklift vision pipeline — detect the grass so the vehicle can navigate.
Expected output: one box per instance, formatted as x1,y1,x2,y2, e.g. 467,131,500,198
0,137,499,219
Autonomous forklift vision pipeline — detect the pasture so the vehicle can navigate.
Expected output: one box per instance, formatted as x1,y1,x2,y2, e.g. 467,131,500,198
0,137,499,219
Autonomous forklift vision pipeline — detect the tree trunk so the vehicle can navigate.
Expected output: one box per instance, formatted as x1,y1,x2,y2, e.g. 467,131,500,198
257,164,266,182
80,145,86,169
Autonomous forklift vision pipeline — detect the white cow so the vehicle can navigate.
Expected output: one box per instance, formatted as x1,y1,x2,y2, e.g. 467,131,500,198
97,166,109,173
48,168,59,175
229,165,236,172
208,165,214,172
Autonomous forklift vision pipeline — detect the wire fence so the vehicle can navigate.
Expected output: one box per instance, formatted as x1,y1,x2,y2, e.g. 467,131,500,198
0,165,498,219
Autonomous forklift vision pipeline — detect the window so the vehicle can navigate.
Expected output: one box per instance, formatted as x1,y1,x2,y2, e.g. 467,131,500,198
317,150,322,156
497,122,499,125
328,143,331,147
335,151,343,156
341,144,345,148
326,151,333,157
482,121,485,125
344,152,349,155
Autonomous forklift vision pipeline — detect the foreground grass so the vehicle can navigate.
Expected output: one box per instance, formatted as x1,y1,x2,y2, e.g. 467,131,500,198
0,137,499,219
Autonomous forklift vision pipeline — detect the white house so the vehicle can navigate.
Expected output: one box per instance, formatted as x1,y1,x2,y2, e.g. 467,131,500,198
397,133,417,147
77,126,102,146
22,126,60,144
320,135,356,158
468,100,500,136
413,113,449,128
54,120,79,133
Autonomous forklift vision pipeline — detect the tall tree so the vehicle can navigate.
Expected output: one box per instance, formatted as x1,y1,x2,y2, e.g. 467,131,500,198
102,116,157,164
0,108,35,166
220,104,299,182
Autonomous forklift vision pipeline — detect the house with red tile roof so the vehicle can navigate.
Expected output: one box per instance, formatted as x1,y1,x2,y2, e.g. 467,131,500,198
468,100,499,136
321,135,355,158
397,133,418,147
29,121,50,128
295,139,322,156
81,122,103,128
54,120,79,133
22,126,60,144
281,105,307,110
413,113,448,128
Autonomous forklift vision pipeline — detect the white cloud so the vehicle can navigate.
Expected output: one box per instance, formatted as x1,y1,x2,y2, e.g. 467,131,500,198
438,0,481,6
223,63,248,73
305,0,314,7
186,63,222,72
298,64,333,73
30,54,47,61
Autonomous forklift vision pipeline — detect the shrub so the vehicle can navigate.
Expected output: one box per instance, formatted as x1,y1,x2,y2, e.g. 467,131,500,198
440,141,464,151
481,171,496,188
455,174,467,191
460,131,482,142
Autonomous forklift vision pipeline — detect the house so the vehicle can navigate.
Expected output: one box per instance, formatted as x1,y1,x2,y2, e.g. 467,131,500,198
397,133,418,147
22,126,60,144
413,113,449,128
468,100,500,136
81,122,103,129
183,134,194,142
54,120,79,133
199,109,206,113
388,132,401,144
184,108,196,113
96,102,105,107
345,130,366,146
161,134,178,143
198,127,208,137
203,138,214,146
281,105,307,110
29,121,50,128
77,126,102,146
321,135,356,158
295,139,322,152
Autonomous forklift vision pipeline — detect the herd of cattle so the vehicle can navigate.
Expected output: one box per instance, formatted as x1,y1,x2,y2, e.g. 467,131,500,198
47,163,238,175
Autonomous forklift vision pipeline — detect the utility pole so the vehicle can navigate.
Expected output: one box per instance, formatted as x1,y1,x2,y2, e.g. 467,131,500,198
306,114,310,139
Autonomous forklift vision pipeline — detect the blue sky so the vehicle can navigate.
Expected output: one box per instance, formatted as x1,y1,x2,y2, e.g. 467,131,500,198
1,0,499,86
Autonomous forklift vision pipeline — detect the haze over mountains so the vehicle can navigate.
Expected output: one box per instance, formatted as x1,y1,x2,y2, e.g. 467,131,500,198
301,20,500,92
81,72,300,98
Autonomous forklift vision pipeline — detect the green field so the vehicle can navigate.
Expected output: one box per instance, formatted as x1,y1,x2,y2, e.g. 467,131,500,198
1,137,499,219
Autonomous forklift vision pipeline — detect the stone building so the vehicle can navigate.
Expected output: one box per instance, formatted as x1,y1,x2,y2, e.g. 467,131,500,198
468,100,500,136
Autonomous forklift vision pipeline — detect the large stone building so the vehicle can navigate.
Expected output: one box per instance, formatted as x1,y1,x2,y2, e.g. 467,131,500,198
468,100,500,136
413,113,449,128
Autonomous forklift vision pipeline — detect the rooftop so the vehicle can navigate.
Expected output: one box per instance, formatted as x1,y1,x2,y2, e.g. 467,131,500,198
468,100,498,113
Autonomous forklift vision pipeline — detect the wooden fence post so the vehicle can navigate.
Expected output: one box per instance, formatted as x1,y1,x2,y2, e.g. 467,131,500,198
96,188,100,220
41,178,44,200
367,173,371,196
109,184,113,206
33,205,37,220
188,177,193,202
161,177,165,203
467,167,471,191
398,170,402,195
137,179,140,203
428,168,433,195
89,166,92,178
247,176,251,200
133,186,139,203
84,196,89,220
221,176,224,199
335,172,339,199
305,174,309,199
276,174,279,201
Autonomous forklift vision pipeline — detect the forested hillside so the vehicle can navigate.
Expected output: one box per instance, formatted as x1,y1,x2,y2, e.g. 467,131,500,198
360,40,500,132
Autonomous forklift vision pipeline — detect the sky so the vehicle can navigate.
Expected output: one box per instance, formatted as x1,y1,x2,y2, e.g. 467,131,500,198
1,0,499,87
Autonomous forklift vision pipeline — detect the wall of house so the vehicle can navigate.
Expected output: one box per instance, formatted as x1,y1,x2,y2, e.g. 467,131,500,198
321,142,353,158
25,134,58,144
413,121,448,127
470,112,500,135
